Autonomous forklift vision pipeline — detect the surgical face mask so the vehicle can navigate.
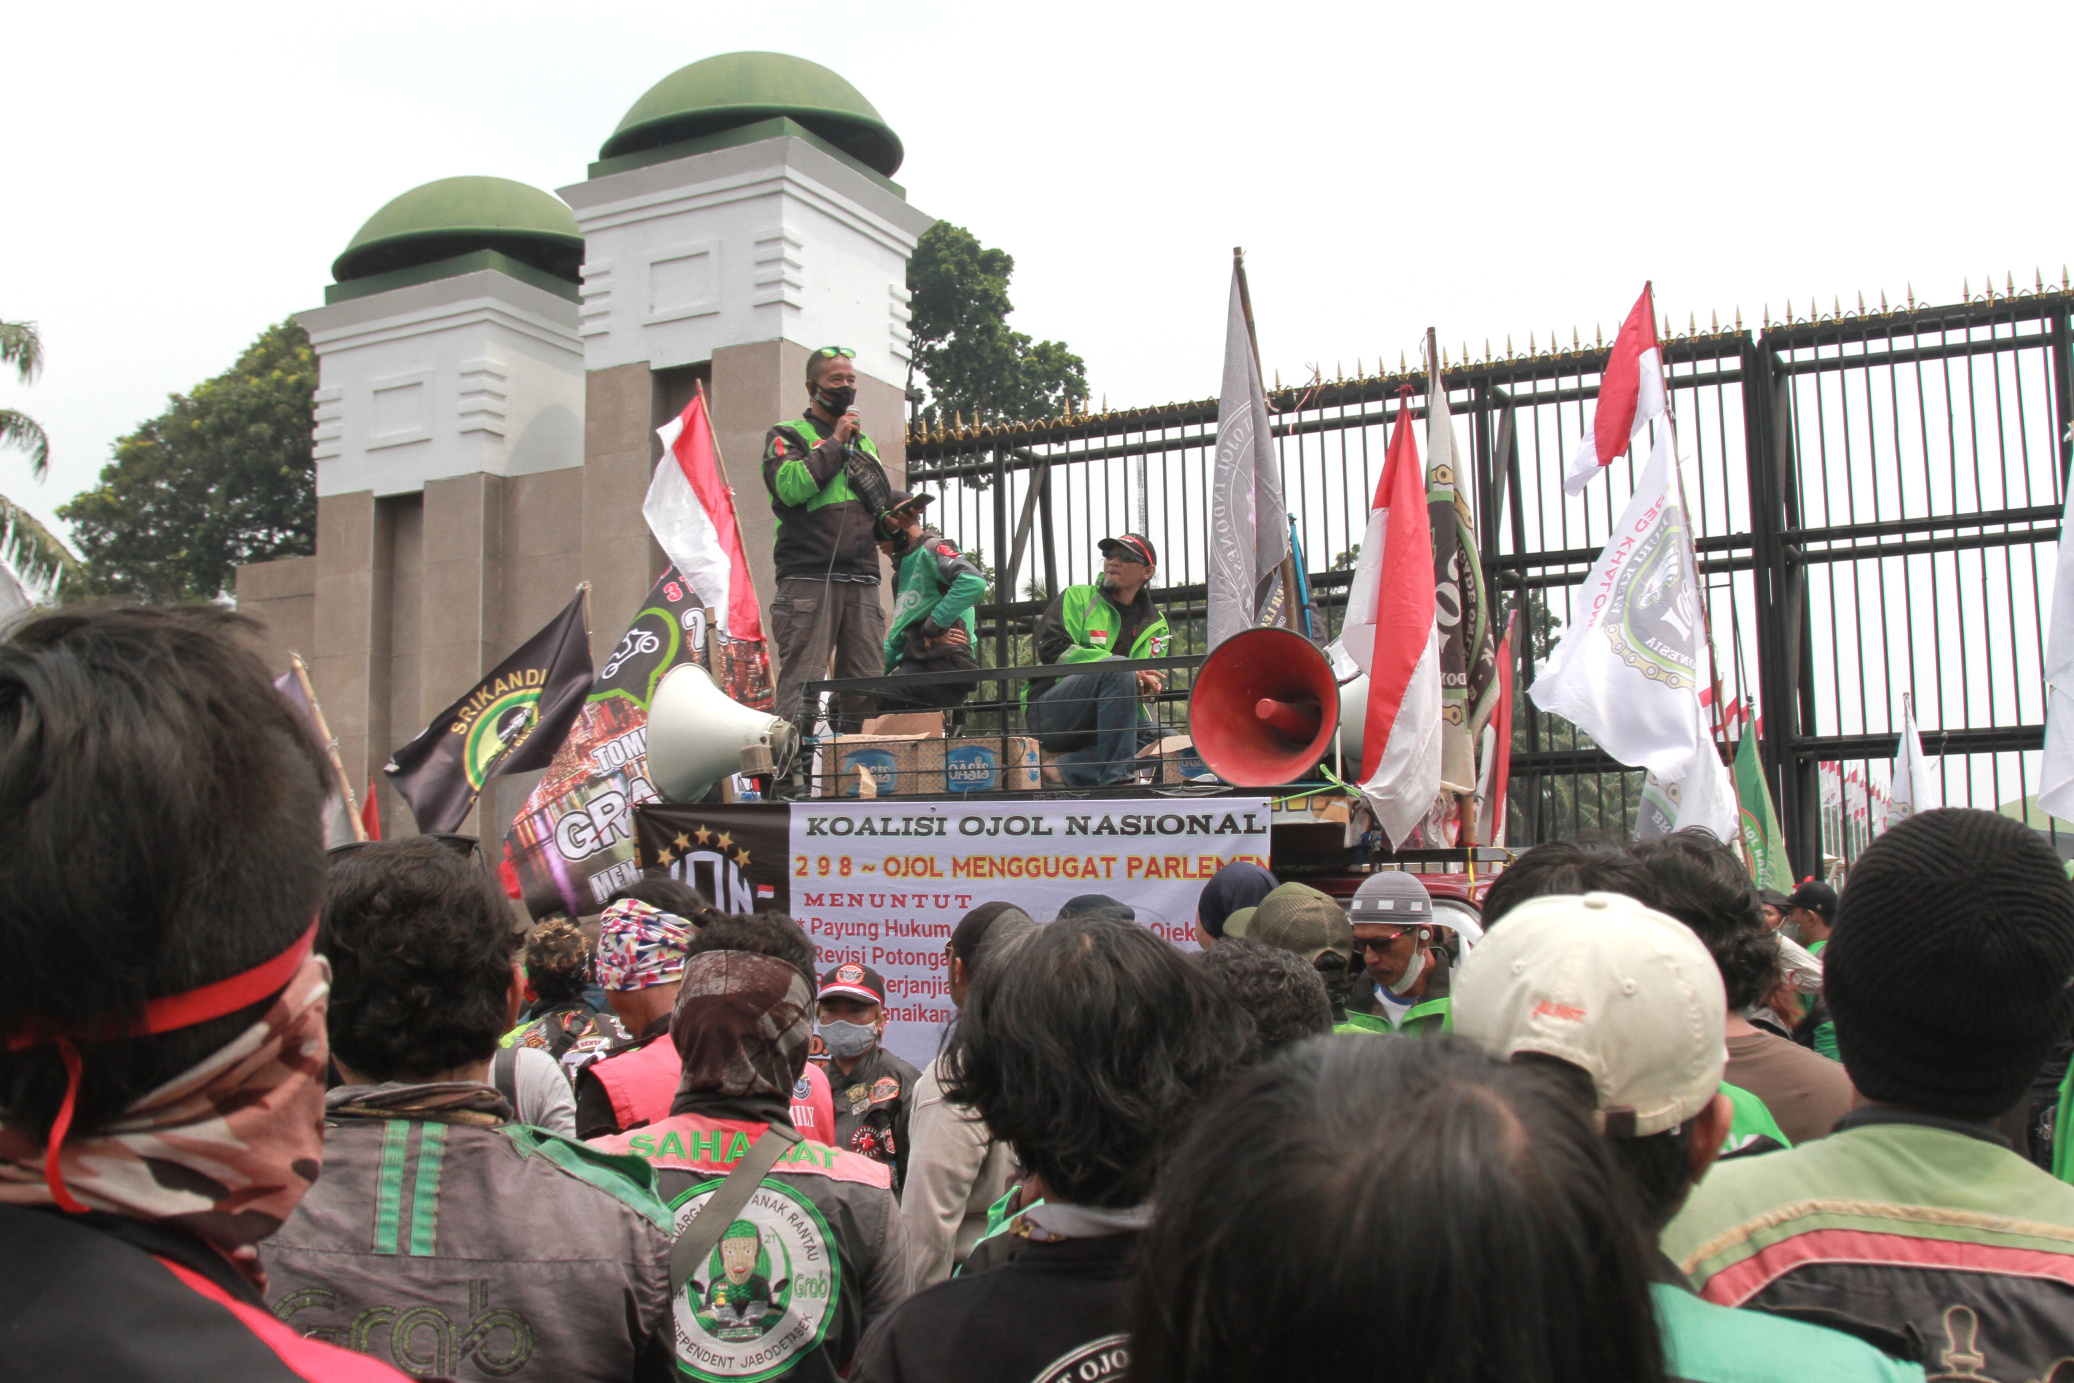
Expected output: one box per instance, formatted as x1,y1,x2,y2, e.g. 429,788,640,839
1387,942,1429,995
814,383,857,415
819,1019,879,1059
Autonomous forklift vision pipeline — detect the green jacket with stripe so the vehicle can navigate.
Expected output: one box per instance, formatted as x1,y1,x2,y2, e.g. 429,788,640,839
261,1083,675,1383
884,527,987,673
1651,1268,1923,1383
764,413,889,582
1664,1106,2074,1382
1027,582,1171,702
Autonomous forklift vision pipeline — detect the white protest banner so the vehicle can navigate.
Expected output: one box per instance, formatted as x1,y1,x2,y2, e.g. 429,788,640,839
638,799,1271,1069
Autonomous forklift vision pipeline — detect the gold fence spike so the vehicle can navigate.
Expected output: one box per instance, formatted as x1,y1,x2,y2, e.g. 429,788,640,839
1963,276,1970,301
1507,333,1515,358
1735,306,1743,331
1711,309,1719,332
1689,310,1697,335
1762,303,1770,327
1400,350,1408,373
1572,326,1581,349
1485,337,1492,361
1880,288,1889,312
2008,271,2017,295
1857,290,1866,314
1907,283,1916,307
2037,268,2046,293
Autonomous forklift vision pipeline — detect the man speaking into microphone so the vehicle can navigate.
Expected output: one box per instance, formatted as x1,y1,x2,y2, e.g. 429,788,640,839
765,345,898,736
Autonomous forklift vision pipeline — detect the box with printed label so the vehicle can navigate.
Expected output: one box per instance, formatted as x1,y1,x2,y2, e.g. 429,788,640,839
812,734,1040,797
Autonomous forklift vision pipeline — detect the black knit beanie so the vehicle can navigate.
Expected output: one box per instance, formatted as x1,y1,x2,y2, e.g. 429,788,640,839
1826,808,2074,1118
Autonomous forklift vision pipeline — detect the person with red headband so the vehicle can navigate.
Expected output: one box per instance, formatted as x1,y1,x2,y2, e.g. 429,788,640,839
0,606,406,1382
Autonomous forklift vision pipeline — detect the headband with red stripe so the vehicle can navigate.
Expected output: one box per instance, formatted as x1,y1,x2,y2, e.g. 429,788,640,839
4,919,318,1214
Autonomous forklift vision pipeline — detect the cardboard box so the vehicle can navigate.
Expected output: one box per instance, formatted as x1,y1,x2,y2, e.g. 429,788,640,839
813,734,1041,797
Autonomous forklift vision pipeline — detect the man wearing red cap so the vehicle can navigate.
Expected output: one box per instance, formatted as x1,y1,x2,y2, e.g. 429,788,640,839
1025,534,1173,787
813,963,920,1192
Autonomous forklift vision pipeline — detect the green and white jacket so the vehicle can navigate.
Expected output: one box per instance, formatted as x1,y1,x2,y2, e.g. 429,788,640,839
1026,583,1171,703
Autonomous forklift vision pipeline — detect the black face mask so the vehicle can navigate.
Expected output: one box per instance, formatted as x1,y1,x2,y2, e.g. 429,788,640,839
814,384,857,415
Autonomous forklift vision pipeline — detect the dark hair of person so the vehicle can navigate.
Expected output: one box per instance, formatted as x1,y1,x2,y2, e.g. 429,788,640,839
682,912,817,990
949,901,1012,963
1195,940,1332,1059
1630,832,1780,1011
1131,1037,1668,1383
322,837,517,1081
1516,1051,1698,1235
0,606,332,1137
944,915,1250,1208
1482,834,1660,927
522,917,592,1005
604,876,721,927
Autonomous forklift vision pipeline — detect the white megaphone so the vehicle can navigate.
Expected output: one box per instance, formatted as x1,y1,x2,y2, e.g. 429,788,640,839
645,665,798,802
1335,672,1369,768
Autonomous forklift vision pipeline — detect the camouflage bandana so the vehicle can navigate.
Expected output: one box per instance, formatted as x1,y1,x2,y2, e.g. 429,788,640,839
0,954,331,1287
671,951,813,1101
327,1080,511,1128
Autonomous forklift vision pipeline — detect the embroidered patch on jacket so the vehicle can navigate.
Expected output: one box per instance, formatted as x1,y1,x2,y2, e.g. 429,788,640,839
667,1179,840,1380
868,1077,900,1105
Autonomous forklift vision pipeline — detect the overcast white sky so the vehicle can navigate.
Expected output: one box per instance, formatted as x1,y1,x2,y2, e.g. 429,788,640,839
4,0,2068,545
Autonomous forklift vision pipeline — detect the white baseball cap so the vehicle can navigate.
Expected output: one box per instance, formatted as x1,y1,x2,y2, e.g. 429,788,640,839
1452,891,1726,1137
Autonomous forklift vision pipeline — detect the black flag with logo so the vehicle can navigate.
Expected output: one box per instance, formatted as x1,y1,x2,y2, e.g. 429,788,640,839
385,591,592,833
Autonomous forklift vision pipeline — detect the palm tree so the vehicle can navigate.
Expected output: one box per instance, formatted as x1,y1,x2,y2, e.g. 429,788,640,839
0,319,83,600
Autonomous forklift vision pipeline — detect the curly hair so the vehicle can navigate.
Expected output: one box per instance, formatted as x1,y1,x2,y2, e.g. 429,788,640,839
1196,939,1331,1059
944,915,1250,1208
322,837,517,1081
1630,831,1780,1011
0,606,330,1137
522,916,591,1005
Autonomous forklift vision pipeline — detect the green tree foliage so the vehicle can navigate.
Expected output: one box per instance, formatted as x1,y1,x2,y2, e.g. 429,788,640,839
0,318,51,478
61,319,316,602
907,222,1087,427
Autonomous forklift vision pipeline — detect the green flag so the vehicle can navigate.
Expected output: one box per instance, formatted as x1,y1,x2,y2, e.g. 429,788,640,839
1733,734,1793,892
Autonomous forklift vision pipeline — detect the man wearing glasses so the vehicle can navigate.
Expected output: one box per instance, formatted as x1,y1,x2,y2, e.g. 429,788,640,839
1342,870,1452,1034
1023,534,1172,787
764,346,899,736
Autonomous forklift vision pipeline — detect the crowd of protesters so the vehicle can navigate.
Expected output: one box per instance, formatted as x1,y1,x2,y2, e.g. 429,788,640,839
8,606,2074,1383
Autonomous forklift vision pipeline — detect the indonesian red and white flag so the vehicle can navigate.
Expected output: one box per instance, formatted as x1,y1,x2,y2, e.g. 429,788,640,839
647,391,763,640
1339,397,1443,847
1474,611,1517,848
1565,284,1668,494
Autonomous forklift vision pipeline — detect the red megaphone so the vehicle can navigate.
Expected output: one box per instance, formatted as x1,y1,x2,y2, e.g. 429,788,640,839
1188,627,1342,788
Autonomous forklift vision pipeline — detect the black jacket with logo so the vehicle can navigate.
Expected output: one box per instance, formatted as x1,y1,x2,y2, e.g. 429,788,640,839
814,1044,921,1195
849,1232,1136,1383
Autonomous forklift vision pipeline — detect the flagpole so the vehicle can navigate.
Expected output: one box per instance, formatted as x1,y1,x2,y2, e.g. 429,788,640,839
290,650,367,842
1234,247,1302,632
1649,282,1748,864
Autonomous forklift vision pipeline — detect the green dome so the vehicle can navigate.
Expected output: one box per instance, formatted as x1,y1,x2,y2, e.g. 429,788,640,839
333,177,584,284
602,52,902,177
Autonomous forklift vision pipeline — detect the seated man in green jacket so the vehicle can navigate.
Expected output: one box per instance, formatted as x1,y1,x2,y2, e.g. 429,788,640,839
1024,533,1171,786
876,490,985,711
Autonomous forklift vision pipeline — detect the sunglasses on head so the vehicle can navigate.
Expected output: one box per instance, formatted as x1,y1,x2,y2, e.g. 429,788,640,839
812,346,857,361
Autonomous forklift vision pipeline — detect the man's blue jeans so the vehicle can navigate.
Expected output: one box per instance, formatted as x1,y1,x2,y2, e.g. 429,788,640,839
1025,668,1161,787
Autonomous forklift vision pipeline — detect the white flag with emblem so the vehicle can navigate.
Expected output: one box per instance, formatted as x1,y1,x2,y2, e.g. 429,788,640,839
1207,259,1289,649
1530,423,1711,781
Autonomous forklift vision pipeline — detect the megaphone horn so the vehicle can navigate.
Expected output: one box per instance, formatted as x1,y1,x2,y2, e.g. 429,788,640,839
1188,627,1341,789
645,665,798,802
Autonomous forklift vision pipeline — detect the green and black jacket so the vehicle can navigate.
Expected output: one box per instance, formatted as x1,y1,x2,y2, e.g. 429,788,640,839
885,528,987,673
1027,583,1171,702
763,413,888,582
1665,1106,2074,1381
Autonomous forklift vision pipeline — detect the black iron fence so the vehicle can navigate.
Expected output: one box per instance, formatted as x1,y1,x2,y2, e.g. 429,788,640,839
902,281,2074,877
